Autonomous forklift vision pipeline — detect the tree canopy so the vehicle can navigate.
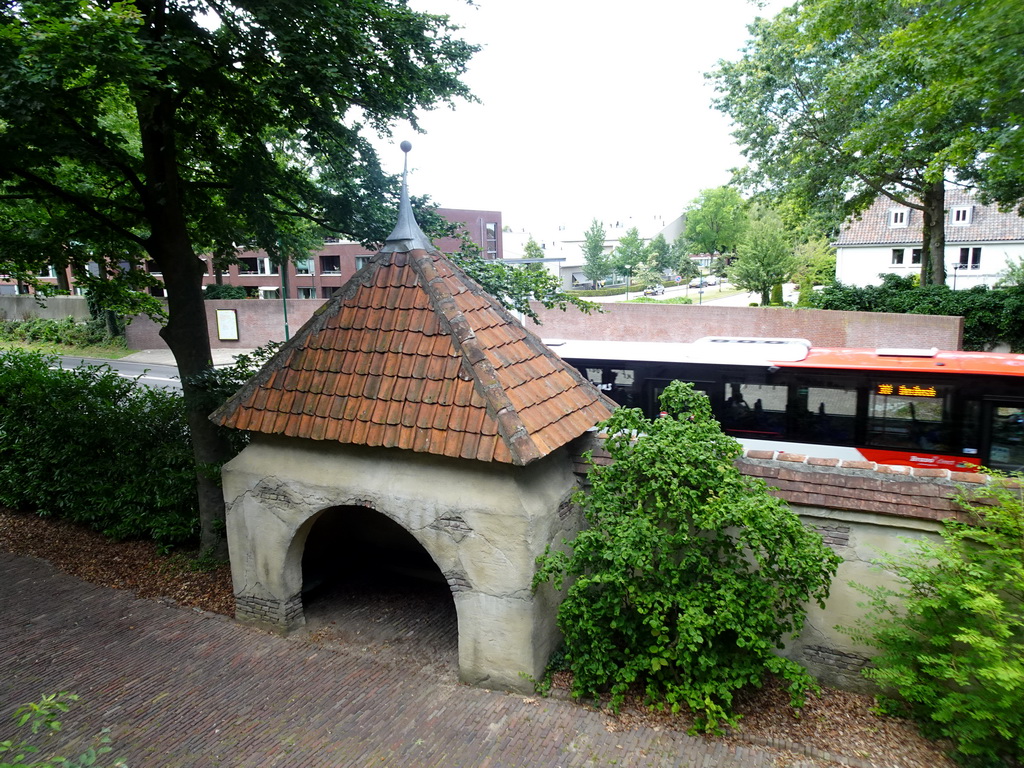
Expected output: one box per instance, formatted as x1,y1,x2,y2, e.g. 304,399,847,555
0,0,476,553
579,218,610,288
729,207,798,305
709,0,986,286
682,187,748,257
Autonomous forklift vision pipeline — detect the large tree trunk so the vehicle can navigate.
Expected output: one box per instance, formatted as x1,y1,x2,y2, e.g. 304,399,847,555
139,95,232,558
157,243,233,558
921,180,946,286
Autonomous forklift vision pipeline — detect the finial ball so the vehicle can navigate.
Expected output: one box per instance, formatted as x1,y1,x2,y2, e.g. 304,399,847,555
400,141,412,153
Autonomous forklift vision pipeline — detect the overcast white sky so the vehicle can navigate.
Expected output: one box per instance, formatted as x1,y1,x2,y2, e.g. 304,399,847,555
373,0,789,236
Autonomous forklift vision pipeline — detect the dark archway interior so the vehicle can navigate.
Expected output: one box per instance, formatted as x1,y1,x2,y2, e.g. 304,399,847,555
300,506,458,678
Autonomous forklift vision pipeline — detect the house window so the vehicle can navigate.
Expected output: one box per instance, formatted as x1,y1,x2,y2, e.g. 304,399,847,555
959,247,982,269
485,222,498,259
951,206,973,226
354,256,372,271
889,208,909,228
891,248,905,265
322,287,335,299
296,286,316,299
911,249,922,265
320,255,341,274
257,258,279,276
295,258,313,275
38,265,56,278
146,260,162,276
238,257,258,274
258,286,281,299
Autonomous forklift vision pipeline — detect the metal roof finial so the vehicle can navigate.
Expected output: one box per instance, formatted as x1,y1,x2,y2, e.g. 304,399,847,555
382,141,434,253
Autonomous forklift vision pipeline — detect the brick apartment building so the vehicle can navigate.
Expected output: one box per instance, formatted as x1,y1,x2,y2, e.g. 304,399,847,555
2,207,502,300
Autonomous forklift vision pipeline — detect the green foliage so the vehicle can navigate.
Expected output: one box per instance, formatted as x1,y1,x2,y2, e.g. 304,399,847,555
0,349,197,549
729,207,798,305
0,317,117,349
535,382,840,732
452,252,598,323
769,283,784,305
0,693,124,768
610,227,648,276
203,284,249,300
793,235,837,286
683,186,748,256
580,219,612,288
846,471,1024,767
810,274,1024,351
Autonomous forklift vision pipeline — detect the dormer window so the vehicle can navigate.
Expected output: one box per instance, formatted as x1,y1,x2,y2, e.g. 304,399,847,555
951,206,973,226
889,208,909,228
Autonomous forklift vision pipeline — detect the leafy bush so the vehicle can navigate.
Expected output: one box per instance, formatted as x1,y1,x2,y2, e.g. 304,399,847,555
810,274,1024,352
0,692,124,768
534,381,841,732
0,350,198,548
0,316,119,348
203,284,248,300
847,471,1024,767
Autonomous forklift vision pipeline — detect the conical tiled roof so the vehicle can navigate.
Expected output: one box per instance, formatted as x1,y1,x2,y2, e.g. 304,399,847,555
210,241,615,466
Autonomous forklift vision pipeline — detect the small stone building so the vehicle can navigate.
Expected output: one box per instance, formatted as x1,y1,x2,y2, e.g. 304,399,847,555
211,177,614,691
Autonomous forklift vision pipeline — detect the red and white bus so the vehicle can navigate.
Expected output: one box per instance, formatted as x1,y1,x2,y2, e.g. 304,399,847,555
548,336,1024,473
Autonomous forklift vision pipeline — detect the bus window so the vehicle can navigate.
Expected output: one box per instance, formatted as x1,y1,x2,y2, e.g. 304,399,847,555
867,382,953,452
988,405,1024,473
788,385,859,445
583,366,640,410
717,382,788,438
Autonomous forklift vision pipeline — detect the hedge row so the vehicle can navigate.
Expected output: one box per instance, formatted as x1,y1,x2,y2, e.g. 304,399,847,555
0,316,118,348
810,275,1024,352
0,350,199,549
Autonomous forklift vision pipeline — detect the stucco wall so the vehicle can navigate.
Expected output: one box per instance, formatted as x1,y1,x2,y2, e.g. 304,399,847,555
0,295,92,322
220,434,582,693
835,242,1024,289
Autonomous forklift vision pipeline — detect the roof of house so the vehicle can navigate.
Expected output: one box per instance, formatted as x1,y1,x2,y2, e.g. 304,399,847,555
210,177,615,466
833,188,1024,246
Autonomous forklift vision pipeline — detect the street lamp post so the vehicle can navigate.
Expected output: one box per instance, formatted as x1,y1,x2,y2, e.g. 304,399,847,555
953,263,965,291
624,264,632,301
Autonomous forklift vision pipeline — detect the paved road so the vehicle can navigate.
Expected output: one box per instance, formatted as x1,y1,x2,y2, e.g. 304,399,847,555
0,551,785,767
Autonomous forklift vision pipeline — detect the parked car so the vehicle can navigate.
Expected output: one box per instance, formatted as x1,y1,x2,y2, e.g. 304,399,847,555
643,283,665,296
704,276,718,286
688,277,705,288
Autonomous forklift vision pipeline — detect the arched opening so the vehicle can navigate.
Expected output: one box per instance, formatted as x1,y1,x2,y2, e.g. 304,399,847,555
299,505,458,678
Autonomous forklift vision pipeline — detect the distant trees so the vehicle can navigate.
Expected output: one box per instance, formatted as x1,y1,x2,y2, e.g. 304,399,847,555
683,187,748,257
710,0,1024,287
580,219,611,288
610,227,648,277
729,208,799,305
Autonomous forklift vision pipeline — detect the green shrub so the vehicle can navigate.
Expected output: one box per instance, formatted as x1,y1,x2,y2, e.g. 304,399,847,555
846,471,1024,767
534,381,841,732
0,316,115,348
203,284,248,300
0,349,198,548
0,692,124,768
811,275,1024,351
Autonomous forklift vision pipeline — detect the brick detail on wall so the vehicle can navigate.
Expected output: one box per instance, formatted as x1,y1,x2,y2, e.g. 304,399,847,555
803,645,871,675
572,434,984,525
810,523,852,549
236,591,303,628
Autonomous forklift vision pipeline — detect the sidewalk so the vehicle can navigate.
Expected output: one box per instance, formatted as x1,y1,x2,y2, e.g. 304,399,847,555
0,550,784,768
121,348,256,367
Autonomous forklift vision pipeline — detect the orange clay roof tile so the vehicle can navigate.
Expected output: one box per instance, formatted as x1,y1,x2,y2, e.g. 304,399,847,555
210,247,615,465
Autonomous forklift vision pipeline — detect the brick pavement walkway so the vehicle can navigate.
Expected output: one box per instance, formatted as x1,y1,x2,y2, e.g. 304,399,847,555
0,551,782,767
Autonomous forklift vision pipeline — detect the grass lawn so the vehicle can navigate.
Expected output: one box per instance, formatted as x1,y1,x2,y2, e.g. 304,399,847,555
0,340,134,360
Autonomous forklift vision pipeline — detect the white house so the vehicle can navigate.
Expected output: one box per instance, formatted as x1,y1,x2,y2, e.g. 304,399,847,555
833,189,1024,289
